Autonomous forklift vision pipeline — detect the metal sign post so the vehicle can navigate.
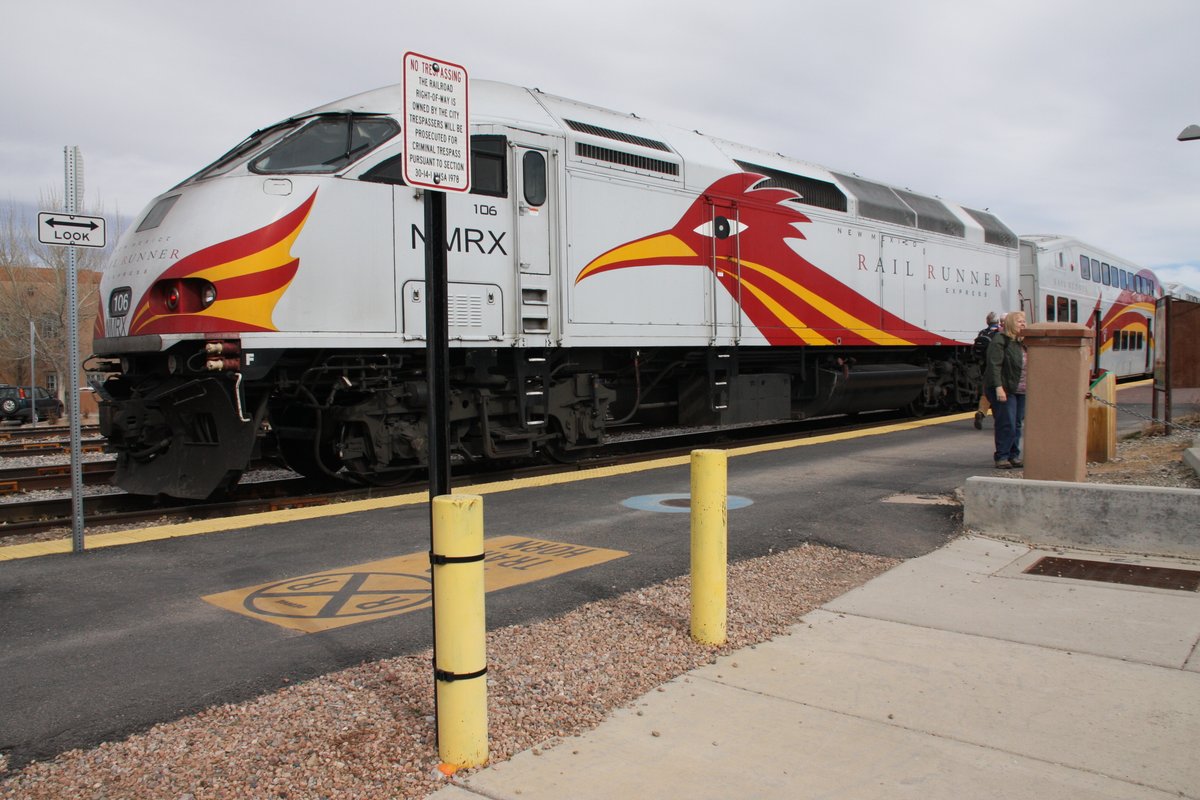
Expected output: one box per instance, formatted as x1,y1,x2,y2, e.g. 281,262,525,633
424,190,452,498
29,320,37,428
402,50,471,500
403,51,471,752
37,146,101,552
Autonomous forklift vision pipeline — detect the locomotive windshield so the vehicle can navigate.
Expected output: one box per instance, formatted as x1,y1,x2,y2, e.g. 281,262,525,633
188,121,303,182
250,114,399,174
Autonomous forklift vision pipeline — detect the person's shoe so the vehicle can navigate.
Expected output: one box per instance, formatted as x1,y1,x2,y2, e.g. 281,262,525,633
994,460,1012,469
973,411,984,430
1008,459,1023,469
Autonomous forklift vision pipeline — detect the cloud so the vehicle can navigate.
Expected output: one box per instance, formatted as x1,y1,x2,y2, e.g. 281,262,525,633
2,0,1198,273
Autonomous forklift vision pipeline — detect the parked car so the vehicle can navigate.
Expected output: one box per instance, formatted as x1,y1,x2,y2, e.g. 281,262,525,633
0,385,64,423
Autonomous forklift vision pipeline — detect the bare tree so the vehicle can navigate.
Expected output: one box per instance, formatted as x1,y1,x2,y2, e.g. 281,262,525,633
0,190,118,396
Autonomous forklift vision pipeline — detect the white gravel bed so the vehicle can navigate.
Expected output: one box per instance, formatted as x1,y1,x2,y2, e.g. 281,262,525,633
0,543,897,799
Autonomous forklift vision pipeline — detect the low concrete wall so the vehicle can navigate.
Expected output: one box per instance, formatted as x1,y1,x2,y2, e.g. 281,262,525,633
964,476,1200,558
1185,438,1200,477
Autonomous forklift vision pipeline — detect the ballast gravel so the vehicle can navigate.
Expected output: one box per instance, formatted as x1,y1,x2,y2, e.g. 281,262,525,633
0,544,897,800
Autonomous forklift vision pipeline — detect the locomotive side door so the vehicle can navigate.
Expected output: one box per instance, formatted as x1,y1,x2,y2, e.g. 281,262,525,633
511,141,555,345
704,199,742,345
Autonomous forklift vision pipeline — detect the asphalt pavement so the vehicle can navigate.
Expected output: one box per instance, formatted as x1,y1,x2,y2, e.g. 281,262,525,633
0,413,981,767
1,381,1196,785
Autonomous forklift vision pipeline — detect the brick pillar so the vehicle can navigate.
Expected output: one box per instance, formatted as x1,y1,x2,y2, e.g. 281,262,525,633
1023,323,1092,482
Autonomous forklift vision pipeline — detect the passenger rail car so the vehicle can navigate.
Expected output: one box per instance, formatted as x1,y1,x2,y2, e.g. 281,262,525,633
1165,282,1200,304
93,80,1019,499
1018,235,1161,379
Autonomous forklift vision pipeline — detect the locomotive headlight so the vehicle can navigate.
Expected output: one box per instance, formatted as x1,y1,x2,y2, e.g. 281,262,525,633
155,278,217,312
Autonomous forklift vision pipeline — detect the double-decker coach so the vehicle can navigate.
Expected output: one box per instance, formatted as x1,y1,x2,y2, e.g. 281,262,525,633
1018,235,1161,379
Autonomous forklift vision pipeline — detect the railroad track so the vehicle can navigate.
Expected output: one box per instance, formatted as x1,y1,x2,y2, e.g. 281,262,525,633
0,476,331,533
0,409,916,542
0,424,101,441
0,460,117,493
0,438,107,458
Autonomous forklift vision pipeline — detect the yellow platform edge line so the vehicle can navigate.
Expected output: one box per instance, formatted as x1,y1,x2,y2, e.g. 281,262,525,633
0,412,971,562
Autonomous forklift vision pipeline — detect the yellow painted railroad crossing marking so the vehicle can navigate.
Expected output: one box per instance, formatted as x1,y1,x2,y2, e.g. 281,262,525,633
203,536,627,633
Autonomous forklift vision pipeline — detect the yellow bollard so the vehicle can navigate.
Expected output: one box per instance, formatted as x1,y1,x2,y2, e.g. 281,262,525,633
690,449,727,645
431,494,488,769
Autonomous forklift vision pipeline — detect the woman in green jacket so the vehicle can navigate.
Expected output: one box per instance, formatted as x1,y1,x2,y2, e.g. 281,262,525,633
983,311,1027,468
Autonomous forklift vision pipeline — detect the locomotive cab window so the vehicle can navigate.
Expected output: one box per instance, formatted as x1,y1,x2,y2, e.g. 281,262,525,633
523,151,547,206
251,115,399,174
360,135,510,195
360,155,406,185
470,135,507,198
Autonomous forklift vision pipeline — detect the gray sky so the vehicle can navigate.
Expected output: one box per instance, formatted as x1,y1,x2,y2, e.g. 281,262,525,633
4,0,1198,289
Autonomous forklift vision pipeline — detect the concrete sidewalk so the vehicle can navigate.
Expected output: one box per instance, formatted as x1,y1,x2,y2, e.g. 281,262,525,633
432,535,1200,800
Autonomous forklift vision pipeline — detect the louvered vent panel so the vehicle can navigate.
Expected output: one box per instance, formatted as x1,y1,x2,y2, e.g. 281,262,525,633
734,161,848,213
449,295,483,327
575,143,679,176
564,119,671,152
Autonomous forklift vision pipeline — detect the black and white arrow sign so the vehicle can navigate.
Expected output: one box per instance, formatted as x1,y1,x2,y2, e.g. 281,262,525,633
38,212,106,248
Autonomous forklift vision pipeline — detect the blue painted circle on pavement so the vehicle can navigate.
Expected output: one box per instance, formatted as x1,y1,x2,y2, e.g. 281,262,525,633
621,493,754,513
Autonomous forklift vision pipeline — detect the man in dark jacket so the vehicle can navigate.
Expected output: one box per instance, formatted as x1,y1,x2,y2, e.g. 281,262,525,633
973,311,1001,428
983,311,1027,468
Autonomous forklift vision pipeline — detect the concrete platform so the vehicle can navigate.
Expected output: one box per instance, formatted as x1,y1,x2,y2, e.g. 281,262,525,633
433,535,1200,800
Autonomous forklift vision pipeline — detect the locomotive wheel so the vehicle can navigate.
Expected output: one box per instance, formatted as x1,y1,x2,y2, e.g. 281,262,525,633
350,466,417,488
543,438,599,464
276,407,343,479
906,399,928,418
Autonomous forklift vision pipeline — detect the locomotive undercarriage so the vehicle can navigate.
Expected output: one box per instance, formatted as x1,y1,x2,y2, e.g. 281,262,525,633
97,343,981,499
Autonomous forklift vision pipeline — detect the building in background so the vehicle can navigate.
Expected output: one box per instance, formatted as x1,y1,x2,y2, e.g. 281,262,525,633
0,264,101,420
